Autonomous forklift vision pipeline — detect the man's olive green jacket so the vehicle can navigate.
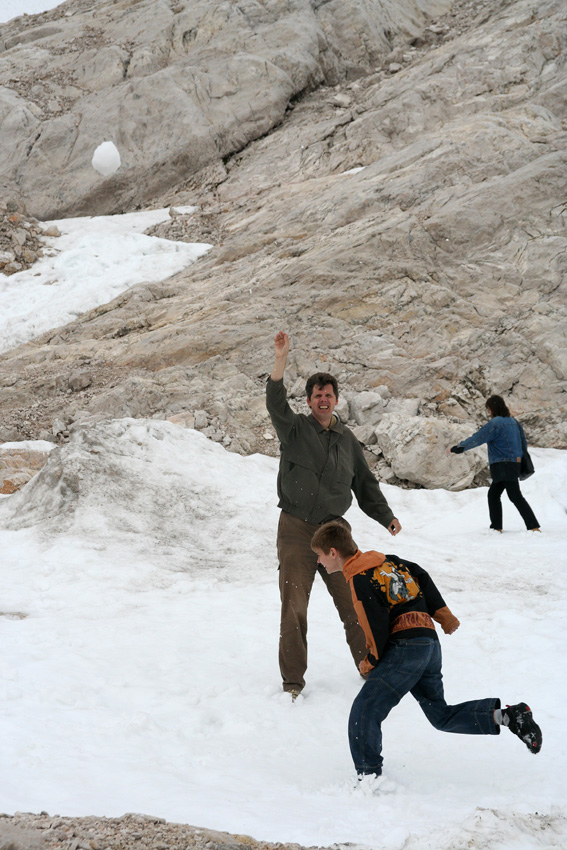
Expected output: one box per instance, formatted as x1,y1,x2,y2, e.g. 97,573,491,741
266,377,395,527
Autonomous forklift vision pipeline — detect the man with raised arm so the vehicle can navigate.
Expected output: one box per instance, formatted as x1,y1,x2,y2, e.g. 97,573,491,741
266,330,402,699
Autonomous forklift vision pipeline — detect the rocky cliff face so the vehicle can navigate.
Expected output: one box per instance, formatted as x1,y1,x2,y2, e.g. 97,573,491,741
0,0,565,489
0,0,450,217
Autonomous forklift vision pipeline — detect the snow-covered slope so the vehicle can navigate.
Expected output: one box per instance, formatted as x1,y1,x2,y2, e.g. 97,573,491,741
1,419,566,849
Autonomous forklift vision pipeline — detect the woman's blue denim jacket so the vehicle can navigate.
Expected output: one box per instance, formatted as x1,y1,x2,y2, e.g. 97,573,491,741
458,416,525,465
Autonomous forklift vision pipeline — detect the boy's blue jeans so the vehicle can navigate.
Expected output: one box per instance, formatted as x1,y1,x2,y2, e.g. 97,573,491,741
348,637,500,775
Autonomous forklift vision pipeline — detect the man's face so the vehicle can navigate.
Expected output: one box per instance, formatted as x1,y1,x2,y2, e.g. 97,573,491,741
314,547,343,573
307,383,337,425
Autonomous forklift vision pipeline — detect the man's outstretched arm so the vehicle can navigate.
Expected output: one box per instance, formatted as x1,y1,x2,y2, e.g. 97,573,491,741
271,331,289,381
266,331,297,441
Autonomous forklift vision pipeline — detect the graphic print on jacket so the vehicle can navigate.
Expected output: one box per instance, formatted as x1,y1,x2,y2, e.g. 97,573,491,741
375,560,421,605
344,551,445,674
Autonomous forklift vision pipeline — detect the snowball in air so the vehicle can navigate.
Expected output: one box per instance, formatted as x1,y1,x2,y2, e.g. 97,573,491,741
92,141,121,176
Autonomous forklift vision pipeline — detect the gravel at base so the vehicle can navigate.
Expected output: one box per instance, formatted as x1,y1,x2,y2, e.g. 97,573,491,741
0,813,318,850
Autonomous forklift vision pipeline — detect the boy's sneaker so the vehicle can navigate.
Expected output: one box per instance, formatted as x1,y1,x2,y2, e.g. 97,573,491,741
503,703,542,754
355,773,399,795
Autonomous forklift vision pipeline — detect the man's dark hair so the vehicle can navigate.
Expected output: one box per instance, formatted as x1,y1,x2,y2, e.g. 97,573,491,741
311,521,358,558
305,372,339,400
486,395,510,418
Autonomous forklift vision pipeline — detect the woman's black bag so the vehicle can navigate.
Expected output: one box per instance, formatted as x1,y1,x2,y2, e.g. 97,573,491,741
520,451,535,480
516,420,535,481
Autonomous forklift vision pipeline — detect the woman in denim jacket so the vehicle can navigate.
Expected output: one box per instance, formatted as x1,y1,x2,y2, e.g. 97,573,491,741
449,395,540,533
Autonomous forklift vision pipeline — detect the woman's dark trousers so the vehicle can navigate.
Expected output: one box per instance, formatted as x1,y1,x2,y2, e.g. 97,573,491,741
488,479,539,530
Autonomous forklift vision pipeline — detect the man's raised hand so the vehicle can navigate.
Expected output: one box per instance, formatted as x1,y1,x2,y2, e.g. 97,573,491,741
271,331,290,381
274,331,290,359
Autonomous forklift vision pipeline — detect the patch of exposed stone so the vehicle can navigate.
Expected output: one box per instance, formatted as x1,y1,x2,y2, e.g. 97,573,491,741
0,200,58,274
0,813,318,850
0,354,141,444
0,445,51,494
145,207,228,248
7,65,82,118
0,371,490,494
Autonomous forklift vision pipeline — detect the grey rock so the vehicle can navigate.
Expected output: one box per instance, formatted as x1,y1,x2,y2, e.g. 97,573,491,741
329,92,352,108
68,371,92,392
350,391,386,426
0,204,44,272
41,224,61,236
193,410,209,429
386,398,421,417
374,385,391,400
52,418,66,436
375,414,487,490
0,823,45,850
335,397,350,423
351,422,378,445
375,415,487,490
288,377,307,399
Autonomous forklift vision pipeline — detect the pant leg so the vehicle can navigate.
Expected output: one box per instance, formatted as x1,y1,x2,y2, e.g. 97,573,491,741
277,512,319,691
410,640,500,735
348,639,437,775
487,480,505,529
318,564,367,668
503,480,540,530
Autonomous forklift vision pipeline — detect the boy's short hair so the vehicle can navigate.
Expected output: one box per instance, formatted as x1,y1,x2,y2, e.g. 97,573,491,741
311,520,358,557
305,372,339,400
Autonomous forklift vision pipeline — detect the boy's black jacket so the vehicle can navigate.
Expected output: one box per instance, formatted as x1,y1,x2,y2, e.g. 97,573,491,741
343,550,459,674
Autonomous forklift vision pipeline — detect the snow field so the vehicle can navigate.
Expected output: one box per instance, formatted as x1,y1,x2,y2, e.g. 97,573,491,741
1,423,565,849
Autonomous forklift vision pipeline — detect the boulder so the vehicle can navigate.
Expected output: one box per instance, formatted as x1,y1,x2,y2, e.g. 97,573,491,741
374,415,487,490
350,391,386,426
351,422,378,446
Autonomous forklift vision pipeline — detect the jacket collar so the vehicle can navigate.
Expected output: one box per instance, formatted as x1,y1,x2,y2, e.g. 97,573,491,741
343,549,386,582
308,413,344,434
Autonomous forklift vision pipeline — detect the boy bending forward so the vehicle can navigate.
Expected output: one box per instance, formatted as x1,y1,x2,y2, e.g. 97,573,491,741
311,521,542,778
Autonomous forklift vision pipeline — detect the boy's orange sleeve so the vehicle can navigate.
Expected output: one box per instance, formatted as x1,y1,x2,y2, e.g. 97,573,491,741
359,656,376,676
433,606,460,634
